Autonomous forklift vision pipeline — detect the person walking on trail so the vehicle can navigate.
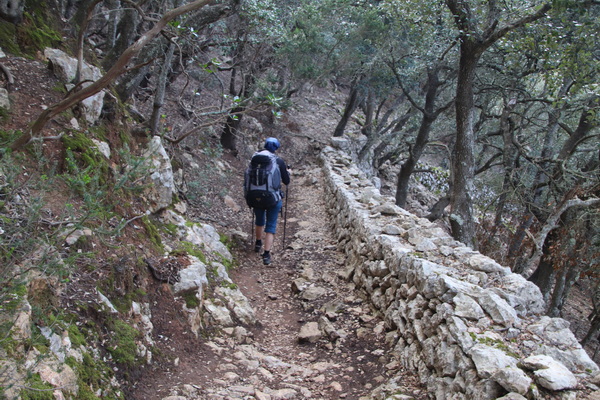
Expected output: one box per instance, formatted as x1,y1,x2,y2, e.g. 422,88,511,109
244,137,290,265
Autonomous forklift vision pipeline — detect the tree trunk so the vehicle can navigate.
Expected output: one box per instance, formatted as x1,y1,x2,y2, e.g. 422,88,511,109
333,79,363,137
75,0,102,84
221,106,243,151
445,0,551,248
507,81,567,261
102,6,140,71
528,242,556,304
485,98,518,245
449,41,479,248
150,42,176,135
395,66,441,208
582,283,600,347
361,88,374,137
427,195,451,221
105,0,121,49
546,266,579,317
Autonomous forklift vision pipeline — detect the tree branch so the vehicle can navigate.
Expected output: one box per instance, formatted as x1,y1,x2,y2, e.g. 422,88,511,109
10,0,213,151
523,196,600,278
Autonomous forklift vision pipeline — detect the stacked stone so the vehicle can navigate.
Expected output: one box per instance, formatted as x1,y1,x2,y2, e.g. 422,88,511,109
319,145,599,400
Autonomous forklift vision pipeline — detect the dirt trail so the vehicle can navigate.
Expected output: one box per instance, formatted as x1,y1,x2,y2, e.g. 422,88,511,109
130,163,424,400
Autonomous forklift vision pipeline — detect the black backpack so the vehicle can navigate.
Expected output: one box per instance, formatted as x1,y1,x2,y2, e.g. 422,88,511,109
244,150,282,208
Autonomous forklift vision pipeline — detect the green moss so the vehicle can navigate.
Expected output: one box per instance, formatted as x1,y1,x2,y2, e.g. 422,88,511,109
68,325,86,347
27,324,50,354
119,129,132,146
1,284,27,313
66,352,115,400
0,107,10,124
182,290,200,308
51,83,66,94
62,133,109,178
221,281,238,290
476,336,520,359
111,295,131,315
141,216,163,251
20,373,54,400
172,241,207,264
0,20,20,55
161,223,179,236
0,322,18,356
107,320,141,367
17,11,61,54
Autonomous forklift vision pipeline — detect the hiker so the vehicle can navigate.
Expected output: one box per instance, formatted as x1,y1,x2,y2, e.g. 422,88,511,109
244,137,290,265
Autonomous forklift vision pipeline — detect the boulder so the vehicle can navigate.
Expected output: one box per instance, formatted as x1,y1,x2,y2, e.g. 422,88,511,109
44,48,106,123
142,136,174,213
298,322,321,343
173,256,208,295
468,344,519,379
0,0,24,23
491,367,532,395
0,88,10,110
476,290,518,327
521,354,578,391
453,293,485,320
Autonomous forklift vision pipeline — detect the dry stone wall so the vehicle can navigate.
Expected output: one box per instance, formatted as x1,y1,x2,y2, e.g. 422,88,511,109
319,144,599,400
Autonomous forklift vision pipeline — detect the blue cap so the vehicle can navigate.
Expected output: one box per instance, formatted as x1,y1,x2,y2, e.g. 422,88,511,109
264,137,280,152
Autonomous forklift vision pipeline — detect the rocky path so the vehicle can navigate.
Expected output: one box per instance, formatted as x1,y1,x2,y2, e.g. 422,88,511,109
132,164,424,400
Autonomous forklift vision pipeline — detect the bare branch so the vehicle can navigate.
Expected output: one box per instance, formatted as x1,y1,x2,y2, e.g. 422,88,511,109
523,196,600,278
10,0,214,151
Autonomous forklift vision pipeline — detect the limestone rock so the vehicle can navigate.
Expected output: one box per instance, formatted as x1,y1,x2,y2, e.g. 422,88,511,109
0,0,24,23
224,195,241,212
91,139,111,159
453,293,485,320
186,222,232,262
467,253,511,275
0,88,10,110
298,322,321,343
382,224,403,235
173,256,208,294
476,290,518,327
204,301,234,327
35,359,79,395
469,344,518,378
372,203,400,215
291,278,310,293
270,388,298,399
496,394,528,400
521,355,578,391
44,48,105,123
330,137,350,151
528,317,599,373
301,286,327,301
142,136,174,213
215,286,257,325
491,367,532,395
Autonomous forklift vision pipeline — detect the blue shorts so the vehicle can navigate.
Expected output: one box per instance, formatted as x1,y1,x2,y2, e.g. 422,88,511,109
254,200,283,234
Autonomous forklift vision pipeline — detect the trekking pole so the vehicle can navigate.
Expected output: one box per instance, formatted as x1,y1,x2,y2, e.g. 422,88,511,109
282,185,289,251
250,208,254,251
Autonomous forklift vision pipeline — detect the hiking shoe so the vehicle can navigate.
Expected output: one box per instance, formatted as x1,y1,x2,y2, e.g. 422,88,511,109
254,240,262,253
262,251,272,266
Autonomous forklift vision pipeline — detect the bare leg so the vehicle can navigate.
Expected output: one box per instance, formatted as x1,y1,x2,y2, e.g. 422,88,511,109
255,225,264,241
264,232,275,252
